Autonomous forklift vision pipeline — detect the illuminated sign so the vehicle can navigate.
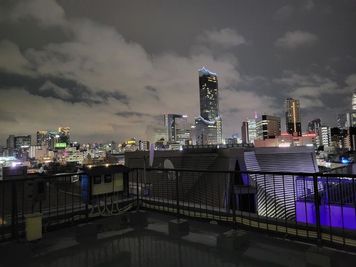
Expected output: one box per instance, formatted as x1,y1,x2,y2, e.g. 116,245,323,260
55,143,67,148
127,140,136,145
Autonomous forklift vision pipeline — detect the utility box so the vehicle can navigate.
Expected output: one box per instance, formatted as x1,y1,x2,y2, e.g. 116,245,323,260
81,165,130,203
25,213,42,241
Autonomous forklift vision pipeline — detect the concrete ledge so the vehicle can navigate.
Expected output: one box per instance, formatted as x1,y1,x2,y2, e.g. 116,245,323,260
168,219,189,238
129,210,148,228
75,223,98,243
305,247,331,267
217,229,249,251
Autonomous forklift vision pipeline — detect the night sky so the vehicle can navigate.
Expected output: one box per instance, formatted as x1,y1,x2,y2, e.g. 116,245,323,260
1,0,356,144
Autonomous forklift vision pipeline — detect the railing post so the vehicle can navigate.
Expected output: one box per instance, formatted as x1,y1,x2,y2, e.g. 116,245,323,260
136,169,140,211
232,190,237,230
11,181,18,239
84,175,89,222
176,170,180,218
313,173,322,245
230,172,237,230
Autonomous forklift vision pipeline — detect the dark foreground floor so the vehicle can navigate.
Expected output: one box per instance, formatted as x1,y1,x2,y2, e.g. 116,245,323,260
0,212,356,267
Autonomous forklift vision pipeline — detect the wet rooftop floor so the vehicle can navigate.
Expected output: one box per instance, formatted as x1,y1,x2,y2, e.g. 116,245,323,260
0,212,356,267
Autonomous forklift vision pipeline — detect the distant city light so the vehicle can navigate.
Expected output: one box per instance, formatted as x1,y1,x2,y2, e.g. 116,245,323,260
278,143,291,147
11,162,21,168
341,157,350,164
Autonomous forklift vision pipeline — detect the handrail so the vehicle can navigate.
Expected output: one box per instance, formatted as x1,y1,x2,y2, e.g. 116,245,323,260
2,167,356,183
0,171,84,182
129,167,356,178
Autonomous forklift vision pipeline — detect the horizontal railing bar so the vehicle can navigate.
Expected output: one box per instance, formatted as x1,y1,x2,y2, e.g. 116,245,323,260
2,168,356,183
129,167,356,178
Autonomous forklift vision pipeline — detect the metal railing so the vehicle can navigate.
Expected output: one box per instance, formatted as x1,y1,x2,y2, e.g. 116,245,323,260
132,168,356,251
0,171,136,241
1,168,356,251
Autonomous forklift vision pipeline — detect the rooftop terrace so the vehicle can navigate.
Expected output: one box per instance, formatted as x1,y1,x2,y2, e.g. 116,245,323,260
1,212,355,267
1,166,356,266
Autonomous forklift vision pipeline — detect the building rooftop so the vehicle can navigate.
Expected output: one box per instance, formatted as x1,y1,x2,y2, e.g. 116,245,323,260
1,211,355,267
198,67,217,77
2,161,356,266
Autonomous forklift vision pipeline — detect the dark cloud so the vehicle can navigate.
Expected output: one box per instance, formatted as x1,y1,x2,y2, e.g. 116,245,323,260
0,71,128,105
144,86,160,101
145,86,157,93
96,91,129,105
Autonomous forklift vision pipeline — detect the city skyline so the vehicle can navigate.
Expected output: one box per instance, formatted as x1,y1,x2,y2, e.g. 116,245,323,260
1,0,356,144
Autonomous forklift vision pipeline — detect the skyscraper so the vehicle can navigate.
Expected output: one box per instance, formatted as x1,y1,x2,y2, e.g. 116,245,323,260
337,114,348,129
199,67,219,121
36,130,48,146
256,115,281,140
6,135,15,149
352,90,356,110
164,114,182,143
164,114,191,145
14,135,31,160
247,114,257,143
285,98,301,136
241,121,249,144
307,119,321,133
319,126,331,147
195,67,222,144
14,135,31,149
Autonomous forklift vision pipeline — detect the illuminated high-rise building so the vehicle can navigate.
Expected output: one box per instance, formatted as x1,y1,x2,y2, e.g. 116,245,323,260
319,126,331,147
199,67,219,121
36,130,48,146
164,114,190,145
195,67,222,144
58,127,70,136
247,118,257,143
58,127,70,145
352,90,356,110
14,135,31,149
12,135,31,159
256,115,281,140
194,117,219,145
285,98,301,136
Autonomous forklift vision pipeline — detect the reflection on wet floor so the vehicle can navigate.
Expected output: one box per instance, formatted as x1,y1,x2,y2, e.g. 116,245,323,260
1,213,356,267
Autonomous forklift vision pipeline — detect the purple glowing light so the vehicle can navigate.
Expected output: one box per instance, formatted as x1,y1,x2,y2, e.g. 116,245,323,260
296,201,356,230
